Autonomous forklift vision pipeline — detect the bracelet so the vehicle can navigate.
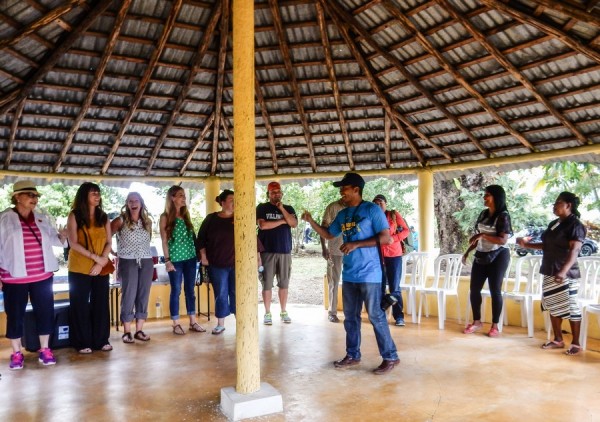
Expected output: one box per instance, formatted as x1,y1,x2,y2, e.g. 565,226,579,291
165,258,171,263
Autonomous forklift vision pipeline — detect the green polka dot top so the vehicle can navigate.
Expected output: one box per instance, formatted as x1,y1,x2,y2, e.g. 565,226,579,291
167,218,196,262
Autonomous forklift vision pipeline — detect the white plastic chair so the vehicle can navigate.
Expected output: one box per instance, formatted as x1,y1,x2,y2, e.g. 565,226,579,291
417,254,463,330
502,255,547,338
464,255,511,332
399,252,429,324
576,257,600,350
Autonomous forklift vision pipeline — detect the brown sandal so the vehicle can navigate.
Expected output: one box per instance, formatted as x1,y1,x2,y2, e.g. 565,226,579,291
134,330,150,341
122,332,134,344
172,324,185,335
189,322,206,333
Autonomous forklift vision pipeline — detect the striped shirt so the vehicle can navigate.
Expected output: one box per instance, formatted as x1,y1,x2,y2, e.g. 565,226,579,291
0,212,52,284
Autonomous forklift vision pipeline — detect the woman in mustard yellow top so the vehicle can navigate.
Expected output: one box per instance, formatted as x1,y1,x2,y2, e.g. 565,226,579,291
67,183,113,354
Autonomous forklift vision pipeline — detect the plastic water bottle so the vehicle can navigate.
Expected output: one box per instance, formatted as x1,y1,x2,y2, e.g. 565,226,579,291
258,266,265,282
0,291,4,312
155,296,162,319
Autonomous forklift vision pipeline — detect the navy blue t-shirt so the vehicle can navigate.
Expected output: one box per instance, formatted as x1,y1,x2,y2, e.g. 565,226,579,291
256,202,296,254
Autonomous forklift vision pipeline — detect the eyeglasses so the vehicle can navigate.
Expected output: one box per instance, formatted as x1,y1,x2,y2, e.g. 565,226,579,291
21,192,40,198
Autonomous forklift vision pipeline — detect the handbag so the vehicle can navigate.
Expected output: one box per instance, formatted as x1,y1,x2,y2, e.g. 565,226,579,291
375,236,398,310
473,248,503,265
81,227,115,276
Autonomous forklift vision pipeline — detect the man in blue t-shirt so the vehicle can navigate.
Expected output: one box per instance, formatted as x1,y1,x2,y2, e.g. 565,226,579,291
302,173,400,375
256,182,297,325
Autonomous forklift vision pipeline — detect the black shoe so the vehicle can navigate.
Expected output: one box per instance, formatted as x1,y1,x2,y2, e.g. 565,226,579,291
373,359,400,375
334,355,360,368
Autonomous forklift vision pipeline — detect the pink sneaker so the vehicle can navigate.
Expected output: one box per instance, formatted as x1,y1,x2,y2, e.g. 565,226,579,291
38,348,56,366
9,351,24,370
463,323,482,334
488,327,500,337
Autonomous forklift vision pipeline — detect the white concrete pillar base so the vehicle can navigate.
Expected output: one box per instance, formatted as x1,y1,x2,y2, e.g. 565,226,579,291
220,382,283,421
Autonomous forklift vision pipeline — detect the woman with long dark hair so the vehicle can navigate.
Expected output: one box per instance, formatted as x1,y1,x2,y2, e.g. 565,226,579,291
517,192,585,355
463,185,512,337
67,182,113,353
160,186,204,335
111,192,154,343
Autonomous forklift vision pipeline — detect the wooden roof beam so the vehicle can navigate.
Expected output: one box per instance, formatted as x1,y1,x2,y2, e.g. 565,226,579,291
4,102,25,169
146,1,221,176
316,1,355,170
268,0,317,172
529,0,600,26
53,0,133,173
180,112,215,176
23,0,77,31
480,0,600,64
322,0,433,164
0,0,113,114
0,0,86,50
101,0,183,175
0,10,54,50
439,0,587,146
211,0,229,176
255,75,279,174
383,113,391,168
380,0,493,157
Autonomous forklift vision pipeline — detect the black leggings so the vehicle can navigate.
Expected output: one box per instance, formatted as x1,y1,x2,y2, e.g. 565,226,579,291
469,248,510,324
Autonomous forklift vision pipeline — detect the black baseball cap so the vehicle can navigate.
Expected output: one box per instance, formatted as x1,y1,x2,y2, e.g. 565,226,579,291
332,172,365,188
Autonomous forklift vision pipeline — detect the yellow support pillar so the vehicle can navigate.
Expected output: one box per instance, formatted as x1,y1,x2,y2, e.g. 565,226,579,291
232,0,259,395
418,170,435,255
205,176,221,215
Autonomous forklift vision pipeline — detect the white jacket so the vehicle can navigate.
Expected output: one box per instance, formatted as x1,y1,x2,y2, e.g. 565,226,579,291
0,208,66,278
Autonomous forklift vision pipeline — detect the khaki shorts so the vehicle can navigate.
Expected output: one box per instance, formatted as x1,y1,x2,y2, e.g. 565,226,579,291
261,252,291,290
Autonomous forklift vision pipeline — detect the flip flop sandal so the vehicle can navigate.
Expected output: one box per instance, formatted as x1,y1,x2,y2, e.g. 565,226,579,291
189,322,206,333
565,345,581,355
101,344,113,352
78,348,92,354
134,330,150,341
122,332,135,344
211,326,225,335
541,340,565,349
172,324,185,335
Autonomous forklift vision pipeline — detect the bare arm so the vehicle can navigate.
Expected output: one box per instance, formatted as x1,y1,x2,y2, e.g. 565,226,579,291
159,214,175,272
516,237,543,250
340,229,391,255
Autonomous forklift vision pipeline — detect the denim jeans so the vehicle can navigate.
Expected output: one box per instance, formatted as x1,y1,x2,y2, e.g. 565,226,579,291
384,256,404,320
208,265,235,318
168,258,197,319
342,281,398,361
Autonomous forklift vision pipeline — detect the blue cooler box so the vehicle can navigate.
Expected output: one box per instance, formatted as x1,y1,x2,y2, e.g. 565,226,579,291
23,300,71,352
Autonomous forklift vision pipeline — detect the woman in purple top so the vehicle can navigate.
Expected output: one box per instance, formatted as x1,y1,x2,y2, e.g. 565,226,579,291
517,191,586,356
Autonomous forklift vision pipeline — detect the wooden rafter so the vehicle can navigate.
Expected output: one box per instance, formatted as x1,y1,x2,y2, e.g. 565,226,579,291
316,1,355,170
438,0,587,146
180,112,215,176
211,0,229,176
529,0,600,26
54,0,133,173
269,0,318,172
480,0,600,64
101,0,183,175
255,74,278,173
145,1,221,175
0,0,86,50
23,0,77,32
321,0,432,164
381,1,506,156
383,112,391,168
0,10,53,50
0,0,113,114
220,109,233,145
4,101,25,169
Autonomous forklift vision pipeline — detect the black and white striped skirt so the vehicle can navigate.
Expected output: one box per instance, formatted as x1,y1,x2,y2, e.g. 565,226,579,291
541,275,581,322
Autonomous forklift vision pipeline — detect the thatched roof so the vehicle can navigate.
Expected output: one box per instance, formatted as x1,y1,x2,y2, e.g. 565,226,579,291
1,0,599,184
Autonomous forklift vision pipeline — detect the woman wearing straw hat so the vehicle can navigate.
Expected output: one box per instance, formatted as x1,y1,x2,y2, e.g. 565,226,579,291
0,181,67,370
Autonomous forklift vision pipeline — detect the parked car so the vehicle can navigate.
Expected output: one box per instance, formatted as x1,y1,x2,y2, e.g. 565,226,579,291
514,227,598,257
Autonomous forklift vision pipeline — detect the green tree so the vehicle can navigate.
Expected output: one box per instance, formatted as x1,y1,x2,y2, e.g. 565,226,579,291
541,162,600,213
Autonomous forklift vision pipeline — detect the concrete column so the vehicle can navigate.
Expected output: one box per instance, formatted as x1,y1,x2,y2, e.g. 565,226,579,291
205,176,221,215
418,170,435,254
232,0,260,395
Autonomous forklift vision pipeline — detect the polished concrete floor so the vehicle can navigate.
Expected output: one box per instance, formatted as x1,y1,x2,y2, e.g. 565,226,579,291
2,305,600,422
